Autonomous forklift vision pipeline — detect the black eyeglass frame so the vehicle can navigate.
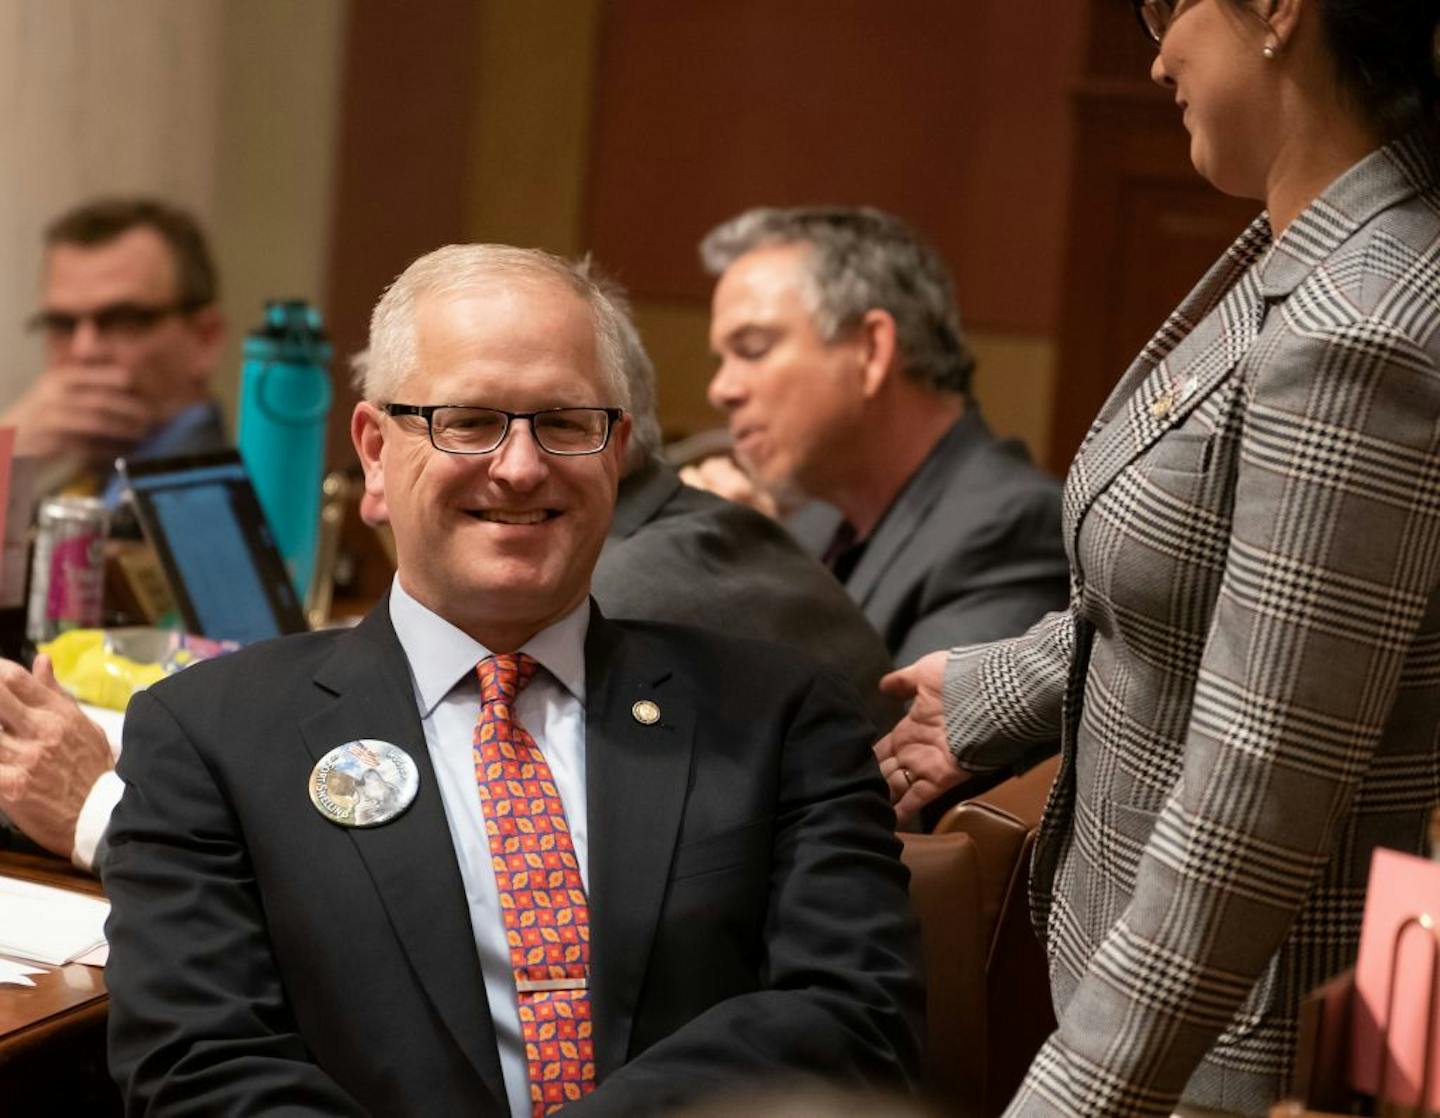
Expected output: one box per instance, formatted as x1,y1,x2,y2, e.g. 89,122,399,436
1131,0,1175,44
25,298,211,339
383,403,626,457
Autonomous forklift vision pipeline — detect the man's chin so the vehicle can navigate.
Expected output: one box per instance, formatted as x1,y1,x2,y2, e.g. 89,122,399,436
765,475,811,516
733,453,808,516
450,575,587,623
748,468,810,518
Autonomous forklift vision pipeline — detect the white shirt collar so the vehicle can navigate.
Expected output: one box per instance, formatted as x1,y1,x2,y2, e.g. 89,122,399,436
388,577,589,717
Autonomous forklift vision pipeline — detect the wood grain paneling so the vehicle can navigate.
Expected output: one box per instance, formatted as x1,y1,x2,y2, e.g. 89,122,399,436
1048,2,1258,468
585,0,1085,335
468,0,601,255
322,0,482,599
322,0,481,443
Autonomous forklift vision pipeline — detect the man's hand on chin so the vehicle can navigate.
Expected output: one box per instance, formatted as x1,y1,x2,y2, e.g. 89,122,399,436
1,363,155,461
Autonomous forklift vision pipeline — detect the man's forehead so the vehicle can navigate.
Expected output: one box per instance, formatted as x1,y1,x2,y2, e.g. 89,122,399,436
415,277,591,334
712,243,815,334
42,227,179,307
407,280,601,394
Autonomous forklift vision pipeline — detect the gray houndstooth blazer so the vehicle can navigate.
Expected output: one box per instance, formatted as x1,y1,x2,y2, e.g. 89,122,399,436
943,131,1440,1117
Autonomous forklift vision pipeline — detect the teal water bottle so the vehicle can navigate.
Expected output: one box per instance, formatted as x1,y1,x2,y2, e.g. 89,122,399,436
237,300,333,604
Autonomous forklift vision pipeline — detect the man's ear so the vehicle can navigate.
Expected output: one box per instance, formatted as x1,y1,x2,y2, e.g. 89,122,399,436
352,401,387,503
856,309,900,400
611,412,632,465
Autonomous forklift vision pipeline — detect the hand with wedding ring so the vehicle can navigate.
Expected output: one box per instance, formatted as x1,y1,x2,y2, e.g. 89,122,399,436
872,649,971,819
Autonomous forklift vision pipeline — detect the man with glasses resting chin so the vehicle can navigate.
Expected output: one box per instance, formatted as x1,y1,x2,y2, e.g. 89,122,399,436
0,200,228,873
103,244,923,1116
0,197,228,498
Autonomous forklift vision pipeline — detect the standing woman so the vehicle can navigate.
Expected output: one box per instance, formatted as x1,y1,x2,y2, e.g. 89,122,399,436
875,1,1440,1114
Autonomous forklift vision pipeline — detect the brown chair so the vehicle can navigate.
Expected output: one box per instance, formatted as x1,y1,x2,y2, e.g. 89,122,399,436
931,754,1060,1116
899,830,988,1117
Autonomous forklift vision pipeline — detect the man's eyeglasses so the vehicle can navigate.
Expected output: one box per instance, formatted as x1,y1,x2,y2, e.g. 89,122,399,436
1131,0,1177,43
383,404,625,456
26,300,207,342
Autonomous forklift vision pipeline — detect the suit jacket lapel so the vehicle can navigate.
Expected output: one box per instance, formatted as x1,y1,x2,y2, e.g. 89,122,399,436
582,609,694,1079
1066,131,1434,545
1255,130,1437,301
300,605,508,1106
1065,216,1273,548
846,413,988,607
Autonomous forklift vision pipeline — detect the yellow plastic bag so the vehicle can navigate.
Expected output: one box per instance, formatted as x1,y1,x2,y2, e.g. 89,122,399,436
41,630,168,712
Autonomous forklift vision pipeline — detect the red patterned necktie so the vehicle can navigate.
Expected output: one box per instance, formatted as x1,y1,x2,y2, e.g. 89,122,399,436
473,652,594,1116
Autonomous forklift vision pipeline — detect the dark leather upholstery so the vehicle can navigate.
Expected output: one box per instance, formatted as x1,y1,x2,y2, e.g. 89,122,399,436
931,755,1060,1115
899,831,987,1116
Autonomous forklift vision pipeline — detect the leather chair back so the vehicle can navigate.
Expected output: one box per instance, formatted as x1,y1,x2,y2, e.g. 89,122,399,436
931,754,1060,1115
899,831,987,1117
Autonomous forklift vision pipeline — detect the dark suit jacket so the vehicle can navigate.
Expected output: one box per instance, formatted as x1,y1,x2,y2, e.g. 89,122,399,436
822,411,1069,665
104,603,923,1116
596,459,901,730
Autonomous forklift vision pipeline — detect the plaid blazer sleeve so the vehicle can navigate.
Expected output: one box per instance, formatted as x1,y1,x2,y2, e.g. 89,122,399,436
1006,307,1440,1115
942,608,1074,775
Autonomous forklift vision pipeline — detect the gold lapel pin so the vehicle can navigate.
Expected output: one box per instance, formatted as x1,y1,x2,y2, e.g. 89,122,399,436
632,699,661,725
1149,392,1174,419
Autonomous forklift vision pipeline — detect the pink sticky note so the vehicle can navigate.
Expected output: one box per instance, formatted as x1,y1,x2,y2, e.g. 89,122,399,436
1350,846,1440,1109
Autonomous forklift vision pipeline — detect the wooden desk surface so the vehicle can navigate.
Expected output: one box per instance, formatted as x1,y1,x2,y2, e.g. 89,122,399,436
0,849,117,1113
0,851,107,1063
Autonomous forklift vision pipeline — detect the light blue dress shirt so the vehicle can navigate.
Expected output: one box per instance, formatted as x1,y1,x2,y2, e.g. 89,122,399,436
389,578,590,1118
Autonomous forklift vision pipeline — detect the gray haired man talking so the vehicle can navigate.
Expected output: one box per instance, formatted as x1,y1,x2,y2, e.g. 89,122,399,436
587,268,901,730
700,207,1069,667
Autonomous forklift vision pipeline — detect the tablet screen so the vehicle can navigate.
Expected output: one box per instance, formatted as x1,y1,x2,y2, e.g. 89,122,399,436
121,451,307,644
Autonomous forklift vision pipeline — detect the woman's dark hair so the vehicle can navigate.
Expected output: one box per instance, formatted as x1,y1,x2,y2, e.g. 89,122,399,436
1312,0,1439,136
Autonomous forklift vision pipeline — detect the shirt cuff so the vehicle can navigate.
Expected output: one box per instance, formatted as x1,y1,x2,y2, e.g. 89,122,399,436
72,769,122,872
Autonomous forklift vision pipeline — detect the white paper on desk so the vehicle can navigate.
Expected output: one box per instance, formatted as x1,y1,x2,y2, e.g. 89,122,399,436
0,958,43,987
0,875,109,967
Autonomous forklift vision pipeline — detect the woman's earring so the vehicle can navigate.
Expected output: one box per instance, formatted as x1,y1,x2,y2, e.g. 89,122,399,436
1262,41,1278,59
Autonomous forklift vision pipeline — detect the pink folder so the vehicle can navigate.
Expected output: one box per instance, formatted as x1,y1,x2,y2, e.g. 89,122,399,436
1349,846,1440,1110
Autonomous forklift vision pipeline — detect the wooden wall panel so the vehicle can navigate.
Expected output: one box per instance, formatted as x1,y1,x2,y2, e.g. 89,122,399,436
322,0,482,599
1048,0,1258,468
467,0,601,256
322,0,481,459
585,0,1085,335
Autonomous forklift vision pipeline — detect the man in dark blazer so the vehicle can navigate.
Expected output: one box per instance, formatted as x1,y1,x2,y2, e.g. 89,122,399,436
1,270,900,875
601,456,901,731
592,281,901,731
353,287,903,731
699,206,1068,666
103,244,923,1116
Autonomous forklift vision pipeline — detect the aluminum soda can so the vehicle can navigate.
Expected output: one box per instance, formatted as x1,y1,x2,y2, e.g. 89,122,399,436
26,496,109,644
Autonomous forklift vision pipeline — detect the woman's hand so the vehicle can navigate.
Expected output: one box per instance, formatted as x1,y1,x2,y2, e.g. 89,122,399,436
872,649,971,819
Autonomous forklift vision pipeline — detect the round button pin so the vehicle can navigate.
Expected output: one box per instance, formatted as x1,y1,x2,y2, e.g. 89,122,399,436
309,739,419,828
631,700,661,725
